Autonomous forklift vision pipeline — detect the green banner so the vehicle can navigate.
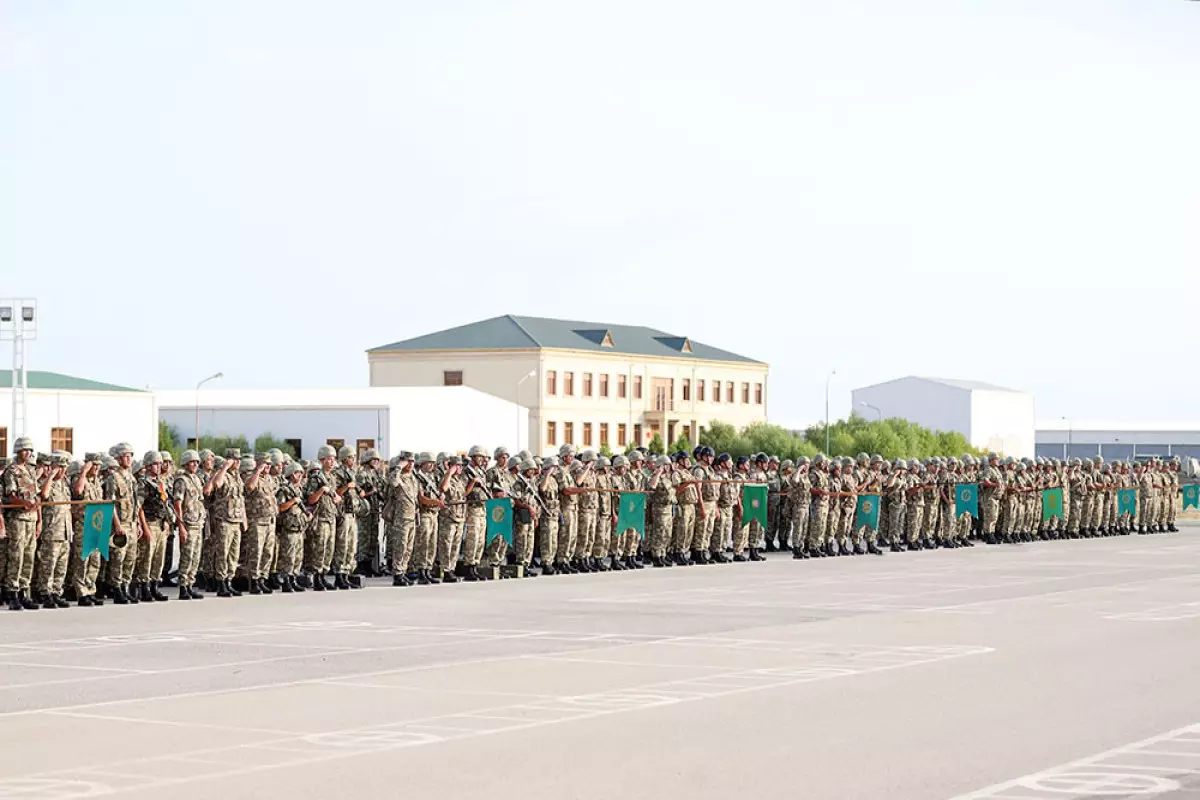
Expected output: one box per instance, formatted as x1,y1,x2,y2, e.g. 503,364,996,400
741,484,768,528
855,494,880,531
485,498,513,545
1117,489,1137,517
1042,487,1064,522
955,483,978,518
81,503,113,560
1184,485,1200,511
616,492,646,539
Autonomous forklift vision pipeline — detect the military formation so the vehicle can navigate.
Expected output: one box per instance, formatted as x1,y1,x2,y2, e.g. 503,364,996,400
0,436,1187,612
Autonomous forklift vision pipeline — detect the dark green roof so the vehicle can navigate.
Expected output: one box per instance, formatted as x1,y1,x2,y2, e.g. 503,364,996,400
0,370,141,392
369,315,763,364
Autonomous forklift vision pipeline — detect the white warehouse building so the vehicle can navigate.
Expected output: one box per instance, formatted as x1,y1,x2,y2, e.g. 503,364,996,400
1036,421,1200,462
852,376,1036,458
1,370,157,459
156,386,529,460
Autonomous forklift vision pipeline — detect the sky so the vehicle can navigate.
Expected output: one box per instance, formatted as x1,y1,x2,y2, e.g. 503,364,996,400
2,0,1198,428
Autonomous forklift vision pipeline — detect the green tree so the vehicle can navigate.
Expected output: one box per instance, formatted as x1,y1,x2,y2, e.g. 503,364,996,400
598,442,614,459
669,433,691,455
646,432,665,455
253,432,297,458
195,435,251,457
804,412,984,459
158,420,183,464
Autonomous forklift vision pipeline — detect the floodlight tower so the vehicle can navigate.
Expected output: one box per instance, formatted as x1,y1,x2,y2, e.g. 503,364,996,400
0,299,37,440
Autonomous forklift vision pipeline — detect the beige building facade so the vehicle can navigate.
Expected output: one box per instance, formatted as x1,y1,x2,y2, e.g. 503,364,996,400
367,315,768,455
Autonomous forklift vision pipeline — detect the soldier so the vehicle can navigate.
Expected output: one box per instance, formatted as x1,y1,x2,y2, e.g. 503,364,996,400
978,453,1003,545
262,451,285,586
355,449,384,576
805,454,830,557
304,448,339,590
207,450,246,598
569,450,597,572
671,450,699,565
330,447,363,589
837,457,859,555
134,451,173,602
789,457,811,558
34,451,72,608
692,447,720,563
170,450,207,600
857,455,885,555
593,456,614,570
69,454,106,606
536,456,562,574
557,445,580,567
385,452,419,586
241,455,275,594
647,455,674,568
413,452,445,584
484,447,516,572
436,455,466,582
274,462,309,592
764,456,782,551
881,457,906,552
102,442,139,604
510,459,541,576
1167,458,1181,533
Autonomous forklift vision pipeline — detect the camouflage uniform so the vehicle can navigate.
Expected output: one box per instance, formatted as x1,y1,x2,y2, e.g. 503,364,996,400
592,461,613,563
436,461,466,576
331,451,362,578
414,460,442,573
647,459,674,561
978,458,1003,540
696,461,720,554
134,453,175,592
484,452,517,567
806,459,831,552
557,448,579,562
510,464,540,568
240,461,276,582
536,459,561,567
209,457,245,583
883,461,907,549
275,466,309,582
385,460,419,576
35,458,71,602
305,462,339,575
461,451,490,568
355,453,384,570
671,459,698,557
102,451,138,589
70,460,105,602
575,456,599,567
172,463,207,591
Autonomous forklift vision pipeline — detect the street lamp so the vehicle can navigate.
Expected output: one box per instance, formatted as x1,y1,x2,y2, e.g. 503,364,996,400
1061,415,1071,460
825,369,836,454
195,372,223,447
516,369,536,450
860,401,882,422
0,297,36,439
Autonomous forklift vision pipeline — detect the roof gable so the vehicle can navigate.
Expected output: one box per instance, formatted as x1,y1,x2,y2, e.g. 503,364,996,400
369,315,762,364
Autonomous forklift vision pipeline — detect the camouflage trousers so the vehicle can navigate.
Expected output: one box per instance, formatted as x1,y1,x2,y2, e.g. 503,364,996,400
260,519,277,576
112,517,139,585
1139,495,1154,529
537,511,560,564
356,512,380,566
134,519,169,583
209,521,243,581
905,504,925,543
649,506,672,557
1067,498,1084,533
790,504,809,550
462,505,487,567
885,502,905,546
557,506,578,562
305,518,335,573
716,506,734,553
512,522,535,565
178,524,204,587
413,511,438,570
199,519,215,578
333,515,357,575
807,504,829,549
576,508,598,560
981,498,1000,535
592,512,613,558
239,520,273,580
955,511,973,541
483,532,508,568
5,518,38,591
838,503,855,544
36,537,68,596
70,526,102,598
823,506,839,545
693,502,718,553
388,517,416,575
436,518,463,573
671,504,697,553
1168,492,1178,524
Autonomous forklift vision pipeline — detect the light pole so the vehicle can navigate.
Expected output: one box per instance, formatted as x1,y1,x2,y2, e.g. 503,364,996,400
825,369,836,454
1061,415,1070,460
0,298,37,440
195,372,223,448
860,401,882,422
516,369,536,451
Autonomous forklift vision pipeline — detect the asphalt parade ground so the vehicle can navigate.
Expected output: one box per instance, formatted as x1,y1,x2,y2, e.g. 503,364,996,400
4,526,1200,800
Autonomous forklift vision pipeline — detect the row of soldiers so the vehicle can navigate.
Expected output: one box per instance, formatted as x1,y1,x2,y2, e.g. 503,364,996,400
1,437,1187,610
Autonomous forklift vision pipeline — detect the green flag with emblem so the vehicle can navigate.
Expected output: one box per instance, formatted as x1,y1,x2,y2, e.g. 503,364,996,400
1184,485,1200,511
741,484,768,528
955,484,978,518
81,502,114,560
616,492,646,539
1041,487,1064,522
1117,489,1137,517
485,498,513,545
854,494,880,531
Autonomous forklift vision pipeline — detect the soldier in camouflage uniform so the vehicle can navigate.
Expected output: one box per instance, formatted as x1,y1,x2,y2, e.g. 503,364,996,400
134,451,174,602
240,455,275,594
510,459,541,575
434,455,466,582
978,454,1003,544
459,446,490,580
593,456,614,570
482,447,515,571
274,462,309,592
536,456,562,574
304,446,339,591
171,449,207,600
354,449,384,576
557,445,580,565
103,442,139,604
788,457,811,558
856,455,885,555
670,450,699,565
571,450,598,572
413,452,445,584
647,455,674,568
35,451,72,608
385,452,419,585
805,454,830,556
1167,458,1181,532
208,450,246,598
330,447,363,589
69,454,106,606
694,447,720,562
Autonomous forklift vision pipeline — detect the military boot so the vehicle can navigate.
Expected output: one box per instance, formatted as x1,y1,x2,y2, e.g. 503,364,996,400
226,579,242,597
8,592,23,611
178,585,191,600
188,585,204,599
41,593,55,610
867,542,883,555
149,581,168,602
19,590,38,610
748,547,765,562
52,594,68,608
1170,524,1179,533
78,595,94,607
854,541,867,555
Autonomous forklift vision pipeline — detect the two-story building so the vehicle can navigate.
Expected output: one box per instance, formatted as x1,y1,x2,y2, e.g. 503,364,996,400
367,315,768,455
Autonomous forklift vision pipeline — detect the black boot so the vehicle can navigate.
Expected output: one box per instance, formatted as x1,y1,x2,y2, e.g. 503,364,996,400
867,542,883,555
854,541,867,555
463,567,480,582
178,585,191,600
137,582,151,603
249,578,264,595
597,557,612,571
792,547,805,559
78,594,94,607
265,573,281,591
441,570,459,584
19,590,37,610
41,592,55,610
749,548,765,562
216,580,232,598
8,593,22,611
112,585,129,604
126,583,140,604
711,551,729,563
261,577,274,594
1170,524,1179,533
890,542,903,552
226,579,242,597
150,581,168,602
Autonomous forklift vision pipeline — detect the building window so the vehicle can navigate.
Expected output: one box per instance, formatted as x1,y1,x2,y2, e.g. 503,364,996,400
617,375,627,398
697,380,705,402
564,422,574,445
634,376,643,399
741,383,750,404
599,374,609,398
617,423,626,447
583,423,593,447
583,373,593,397
50,427,73,453
443,370,462,386
682,379,690,402
682,424,691,442
726,382,734,403
186,437,198,450
546,370,557,396
713,382,720,403
755,383,763,404
564,372,574,396
327,438,345,451
285,438,302,458
633,423,642,444
546,422,557,447
0,426,6,458
600,423,609,446
356,439,374,458
667,421,676,444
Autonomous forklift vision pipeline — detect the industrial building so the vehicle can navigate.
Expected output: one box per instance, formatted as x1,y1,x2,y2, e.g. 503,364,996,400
367,314,768,455
0,369,157,458
851,376,1035,458
156,386,529,460
1035,421,1200,461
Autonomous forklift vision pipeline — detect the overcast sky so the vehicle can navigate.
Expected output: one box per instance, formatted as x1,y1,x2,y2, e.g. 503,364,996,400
2,0,1198,427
